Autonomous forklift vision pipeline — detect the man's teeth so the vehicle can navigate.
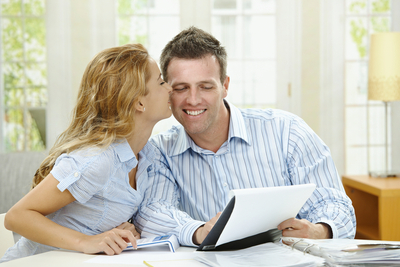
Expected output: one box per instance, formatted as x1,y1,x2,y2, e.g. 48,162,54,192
185,110,205,116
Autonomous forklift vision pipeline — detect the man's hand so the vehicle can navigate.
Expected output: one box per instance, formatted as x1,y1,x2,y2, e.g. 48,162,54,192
193,212,222,245
116,221,141,240
277,218,332,239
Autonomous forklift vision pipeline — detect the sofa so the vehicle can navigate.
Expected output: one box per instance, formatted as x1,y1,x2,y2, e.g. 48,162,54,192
0,152,47,214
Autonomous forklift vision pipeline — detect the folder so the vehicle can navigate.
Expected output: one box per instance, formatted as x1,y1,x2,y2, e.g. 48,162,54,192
282,237,400,265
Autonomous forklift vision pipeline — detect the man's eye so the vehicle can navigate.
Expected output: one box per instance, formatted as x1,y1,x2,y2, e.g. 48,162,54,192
202,86,213,90
174,87,186,91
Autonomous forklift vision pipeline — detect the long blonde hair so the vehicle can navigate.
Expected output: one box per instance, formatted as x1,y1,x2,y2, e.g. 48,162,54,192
32,44,150,189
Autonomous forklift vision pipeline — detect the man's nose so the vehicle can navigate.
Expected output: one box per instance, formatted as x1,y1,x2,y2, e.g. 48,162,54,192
186,88,201,105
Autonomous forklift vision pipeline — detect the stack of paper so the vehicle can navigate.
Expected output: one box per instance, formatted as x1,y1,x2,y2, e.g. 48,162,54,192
325,244,400,265
195,242,325,267
282,237,400,266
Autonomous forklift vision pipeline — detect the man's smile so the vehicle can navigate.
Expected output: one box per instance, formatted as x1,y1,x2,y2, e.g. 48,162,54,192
184,109,206,116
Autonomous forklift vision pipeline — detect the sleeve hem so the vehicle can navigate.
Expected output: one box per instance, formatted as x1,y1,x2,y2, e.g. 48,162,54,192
317,220,337,239
179,220,205,247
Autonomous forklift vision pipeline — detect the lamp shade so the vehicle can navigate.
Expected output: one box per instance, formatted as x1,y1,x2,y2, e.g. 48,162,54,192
368,32,400,101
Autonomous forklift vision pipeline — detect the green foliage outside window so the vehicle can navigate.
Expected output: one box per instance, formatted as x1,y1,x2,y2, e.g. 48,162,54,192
1,0,46,152
348,0,390,59
116,0,148,46
350,19,368,58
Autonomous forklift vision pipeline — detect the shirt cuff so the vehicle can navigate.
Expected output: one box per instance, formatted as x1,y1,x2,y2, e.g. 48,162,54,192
317,220,337,239
179,220,205,247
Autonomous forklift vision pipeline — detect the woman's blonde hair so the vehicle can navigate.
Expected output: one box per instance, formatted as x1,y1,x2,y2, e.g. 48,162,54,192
31,43,150,189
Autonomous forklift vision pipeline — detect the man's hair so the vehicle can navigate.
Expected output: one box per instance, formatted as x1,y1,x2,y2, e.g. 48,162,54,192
160,26,227,84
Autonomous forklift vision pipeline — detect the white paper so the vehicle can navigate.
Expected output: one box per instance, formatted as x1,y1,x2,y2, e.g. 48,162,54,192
143,259,206,267
216,184,316,246
282,237,400,265
85,250,196,265
195,242,324,267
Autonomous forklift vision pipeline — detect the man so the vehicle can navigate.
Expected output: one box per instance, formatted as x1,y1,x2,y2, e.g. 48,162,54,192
135,26,356,247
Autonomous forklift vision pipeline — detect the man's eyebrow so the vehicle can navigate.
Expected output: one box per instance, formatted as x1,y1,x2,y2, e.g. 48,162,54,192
174,80,216,85
171,82,188,87
198,80,216,84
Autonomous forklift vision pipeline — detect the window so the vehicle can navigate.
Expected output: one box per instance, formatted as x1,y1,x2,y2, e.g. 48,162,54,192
344,0,392,174
116,0,180,60
116,0,181,134
0,0,46,152
212,0,276,109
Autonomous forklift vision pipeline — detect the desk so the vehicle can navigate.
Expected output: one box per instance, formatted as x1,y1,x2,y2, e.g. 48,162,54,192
0,247,197,267
342,175,400,240
2,239,399,267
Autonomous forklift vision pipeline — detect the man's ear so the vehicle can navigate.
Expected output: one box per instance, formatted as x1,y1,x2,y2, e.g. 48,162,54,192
222,75,230,98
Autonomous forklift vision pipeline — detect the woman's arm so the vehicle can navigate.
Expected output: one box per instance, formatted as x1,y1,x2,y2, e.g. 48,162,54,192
4,174,137,255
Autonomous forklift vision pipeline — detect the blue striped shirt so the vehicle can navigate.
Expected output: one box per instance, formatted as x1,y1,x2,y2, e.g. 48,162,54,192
135,102,356,246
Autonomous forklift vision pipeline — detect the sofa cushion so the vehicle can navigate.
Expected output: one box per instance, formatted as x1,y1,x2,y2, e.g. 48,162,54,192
0,152,46,213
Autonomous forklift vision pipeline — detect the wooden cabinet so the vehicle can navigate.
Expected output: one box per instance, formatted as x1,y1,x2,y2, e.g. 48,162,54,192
342,175,400,241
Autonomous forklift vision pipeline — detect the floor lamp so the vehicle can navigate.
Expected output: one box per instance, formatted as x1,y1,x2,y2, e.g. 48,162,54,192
368,32,400,178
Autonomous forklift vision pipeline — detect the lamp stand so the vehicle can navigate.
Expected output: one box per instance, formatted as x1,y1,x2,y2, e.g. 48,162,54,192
369,101,398,178
384,100,389,174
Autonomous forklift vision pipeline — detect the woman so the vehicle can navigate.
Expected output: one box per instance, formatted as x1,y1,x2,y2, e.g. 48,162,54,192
1,43,172,263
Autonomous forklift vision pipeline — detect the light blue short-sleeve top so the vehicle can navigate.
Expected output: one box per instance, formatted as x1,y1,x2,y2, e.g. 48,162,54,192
0,139,155,263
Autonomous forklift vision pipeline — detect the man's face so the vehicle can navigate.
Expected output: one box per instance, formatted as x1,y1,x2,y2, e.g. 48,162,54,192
167,55,229,138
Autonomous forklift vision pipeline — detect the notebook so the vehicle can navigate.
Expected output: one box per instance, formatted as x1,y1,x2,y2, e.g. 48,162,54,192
197,183,316,251
126,234,179,252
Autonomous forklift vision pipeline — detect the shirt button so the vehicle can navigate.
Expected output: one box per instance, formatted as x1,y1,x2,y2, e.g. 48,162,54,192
223,183,228,187
74,172,79,177
215,155,219,158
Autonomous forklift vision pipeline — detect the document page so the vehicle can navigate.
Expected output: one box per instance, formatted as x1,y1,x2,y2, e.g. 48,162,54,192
216,184,316,247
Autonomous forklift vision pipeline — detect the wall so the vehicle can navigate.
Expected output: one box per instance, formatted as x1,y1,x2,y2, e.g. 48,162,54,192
392,0,400,172
46,0,116,150
301,0,320,134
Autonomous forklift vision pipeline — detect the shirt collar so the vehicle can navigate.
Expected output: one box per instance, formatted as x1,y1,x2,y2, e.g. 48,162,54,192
226,100,251,145
168,100,251,157
139,141,156,163
112,139,138,169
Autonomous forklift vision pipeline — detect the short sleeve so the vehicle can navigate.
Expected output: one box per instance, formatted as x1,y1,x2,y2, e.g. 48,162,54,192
51,152,113,203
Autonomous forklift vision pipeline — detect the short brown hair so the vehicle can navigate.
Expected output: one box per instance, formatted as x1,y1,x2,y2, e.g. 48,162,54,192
160,26,227,84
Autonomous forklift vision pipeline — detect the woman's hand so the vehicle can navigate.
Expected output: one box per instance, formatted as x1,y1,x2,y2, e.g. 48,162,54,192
5,174,141,256
116,221,141,240
80,228,138,255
